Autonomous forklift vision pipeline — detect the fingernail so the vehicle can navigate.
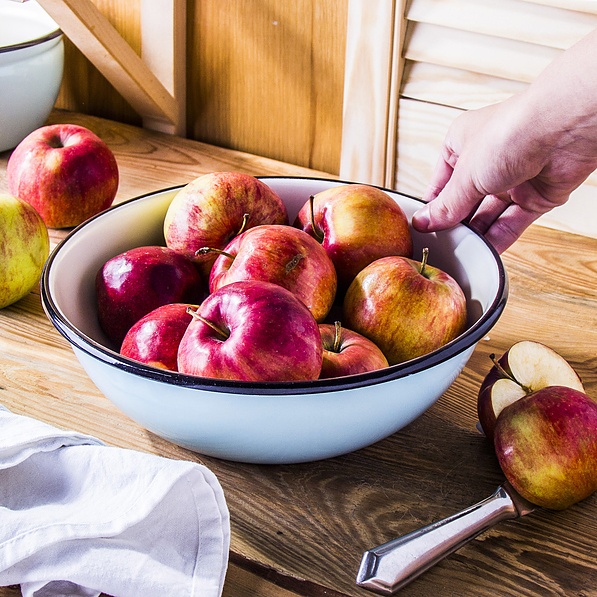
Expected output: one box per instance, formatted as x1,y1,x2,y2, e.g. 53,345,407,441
412,205,430,231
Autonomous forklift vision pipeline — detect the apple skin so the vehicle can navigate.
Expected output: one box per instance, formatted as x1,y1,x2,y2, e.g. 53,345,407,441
163,172,289,277
494,386,597,510
319,322,389,379
96,245,205,348
0,194,50,309
120,303,196,371
6,124,119,228
208,224,337,322
177,280,323,382
343,252,467,365
294,184,413,290
477,341,586,440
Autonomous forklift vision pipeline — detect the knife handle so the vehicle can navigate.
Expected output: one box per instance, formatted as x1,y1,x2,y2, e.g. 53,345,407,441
356,485,520,595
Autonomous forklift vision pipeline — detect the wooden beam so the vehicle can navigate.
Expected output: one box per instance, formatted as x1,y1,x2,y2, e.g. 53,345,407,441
36,0,185,134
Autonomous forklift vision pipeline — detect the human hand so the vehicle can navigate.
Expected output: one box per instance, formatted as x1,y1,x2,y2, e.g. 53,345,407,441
411,98,597,253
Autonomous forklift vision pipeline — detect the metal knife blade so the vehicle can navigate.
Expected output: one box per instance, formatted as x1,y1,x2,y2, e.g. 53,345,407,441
356,482,536,595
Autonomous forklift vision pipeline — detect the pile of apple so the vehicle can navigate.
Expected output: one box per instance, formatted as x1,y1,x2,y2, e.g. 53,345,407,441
95,171,468,382
477,340,597,510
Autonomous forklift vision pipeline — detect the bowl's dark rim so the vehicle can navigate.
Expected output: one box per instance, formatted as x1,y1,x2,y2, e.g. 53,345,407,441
40,176,509,396
0,28,62,54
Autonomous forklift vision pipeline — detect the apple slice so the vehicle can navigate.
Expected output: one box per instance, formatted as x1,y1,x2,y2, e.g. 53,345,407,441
477,340,585,440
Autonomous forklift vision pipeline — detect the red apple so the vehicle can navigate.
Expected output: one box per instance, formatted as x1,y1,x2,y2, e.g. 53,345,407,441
343,249,467,365
96,245,205,348
120,303,196,371
0,194,50,309
6,124,119,228
319,321,388,379
294,184,412,290
494,386,597,510
177,280,323,382
163,172,288,277
477,341,585,440
205,224,337,322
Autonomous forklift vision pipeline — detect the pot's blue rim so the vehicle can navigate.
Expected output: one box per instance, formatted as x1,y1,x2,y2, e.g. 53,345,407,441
0,28,62,54
41,176,509,396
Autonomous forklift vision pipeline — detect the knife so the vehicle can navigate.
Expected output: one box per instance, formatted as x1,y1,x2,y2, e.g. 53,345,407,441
356,482,536,595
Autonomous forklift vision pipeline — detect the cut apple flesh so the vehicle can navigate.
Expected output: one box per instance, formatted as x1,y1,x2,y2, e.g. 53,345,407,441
490,340,585,421
506,341,585,393
490,378,527,417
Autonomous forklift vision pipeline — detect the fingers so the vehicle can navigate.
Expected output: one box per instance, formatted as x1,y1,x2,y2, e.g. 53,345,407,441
422,154,455,202
412,171,485,233
483,203,544,253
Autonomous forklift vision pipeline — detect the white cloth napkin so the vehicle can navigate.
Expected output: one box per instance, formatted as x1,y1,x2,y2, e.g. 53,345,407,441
0,405,230,597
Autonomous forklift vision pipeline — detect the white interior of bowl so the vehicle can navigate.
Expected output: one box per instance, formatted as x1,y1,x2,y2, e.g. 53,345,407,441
47,179,503,358
0,1,60,48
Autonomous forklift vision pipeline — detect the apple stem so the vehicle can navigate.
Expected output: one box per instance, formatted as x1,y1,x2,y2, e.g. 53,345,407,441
419,247,430,276
285,253,305,273
333,321,343,353
237,213,250,236
489,353,531,392
186,307,230,340
308,195,325,243
195,247,235,260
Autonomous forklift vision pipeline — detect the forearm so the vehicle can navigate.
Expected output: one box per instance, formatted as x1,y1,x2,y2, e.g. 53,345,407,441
517,27,597,163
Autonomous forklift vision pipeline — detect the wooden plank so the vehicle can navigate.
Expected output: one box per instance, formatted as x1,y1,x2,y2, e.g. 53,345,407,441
406,0,597,49
404,21,561,83
1,111,597,596
140,0,186,135
401,61,528,110
339,0,397,185
522,0,597,14
37,0,180,128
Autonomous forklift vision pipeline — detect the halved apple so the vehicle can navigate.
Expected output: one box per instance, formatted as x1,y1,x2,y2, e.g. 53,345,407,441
477,340,585,440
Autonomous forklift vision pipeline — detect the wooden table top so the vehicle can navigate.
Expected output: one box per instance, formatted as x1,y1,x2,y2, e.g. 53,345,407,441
1,110,596,597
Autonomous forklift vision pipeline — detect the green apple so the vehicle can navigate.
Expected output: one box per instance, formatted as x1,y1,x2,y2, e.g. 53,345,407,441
343,249,467,365
0,194,50,309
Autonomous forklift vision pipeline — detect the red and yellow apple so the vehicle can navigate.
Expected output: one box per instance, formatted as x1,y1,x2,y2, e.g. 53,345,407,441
177,280,323,382
343,249,467,365
206,224,337,322
6,124,119,228
294,184,412,290
0,194,50,309
163,172,288,277
494,385,597,510
319,321,388,379
477,341,585,440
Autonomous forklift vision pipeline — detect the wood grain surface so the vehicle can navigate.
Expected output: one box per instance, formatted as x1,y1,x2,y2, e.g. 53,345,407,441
1,112,596,596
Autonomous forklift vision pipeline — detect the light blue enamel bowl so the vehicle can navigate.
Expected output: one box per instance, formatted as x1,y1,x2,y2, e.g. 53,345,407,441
41,177,508,464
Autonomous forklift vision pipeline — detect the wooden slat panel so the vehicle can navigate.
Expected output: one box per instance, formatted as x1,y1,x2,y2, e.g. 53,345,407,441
393,98,597,239
401,61,528,110
522,0,597,14
407,0,597,49
404,21,560,83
